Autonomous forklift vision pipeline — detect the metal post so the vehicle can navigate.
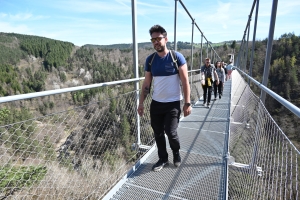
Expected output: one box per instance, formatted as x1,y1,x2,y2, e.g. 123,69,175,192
131,0,141,145
236,43,241,68
249,0,259,80
200,34,203,67
210,46,213,61
240,39,246,70
241,36,246,71
260,0,278,104
239,41,243,69
245,18,251,85
174,0,178,51
252,0,278,169
190,19,195,87
206,41,209,58
214,51,216,63
237,38,244,69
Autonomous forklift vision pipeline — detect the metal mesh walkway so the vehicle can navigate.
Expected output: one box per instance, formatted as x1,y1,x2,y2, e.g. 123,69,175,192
108,81,231,200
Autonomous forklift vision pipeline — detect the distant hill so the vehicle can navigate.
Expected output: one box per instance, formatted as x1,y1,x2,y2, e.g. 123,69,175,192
84,40,241,50
84,42,153,50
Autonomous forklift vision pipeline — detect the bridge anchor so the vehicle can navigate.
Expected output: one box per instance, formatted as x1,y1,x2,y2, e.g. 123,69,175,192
131,143,152,152
227,155,262,176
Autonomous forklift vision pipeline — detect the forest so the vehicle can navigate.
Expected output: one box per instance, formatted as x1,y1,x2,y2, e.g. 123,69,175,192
0,32,299,197
0,31,299,147
248,33,300,145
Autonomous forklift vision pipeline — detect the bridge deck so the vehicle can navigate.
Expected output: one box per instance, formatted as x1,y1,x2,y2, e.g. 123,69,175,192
108,80,231,200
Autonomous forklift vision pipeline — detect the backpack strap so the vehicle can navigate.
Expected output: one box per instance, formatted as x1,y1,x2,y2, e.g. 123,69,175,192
170,50,179,72
149,51,179,73
148,52,156,73
148,51,179,92
147,52,156,93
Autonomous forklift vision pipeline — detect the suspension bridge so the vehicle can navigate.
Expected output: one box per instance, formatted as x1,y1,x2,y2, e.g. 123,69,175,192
0,0,299,199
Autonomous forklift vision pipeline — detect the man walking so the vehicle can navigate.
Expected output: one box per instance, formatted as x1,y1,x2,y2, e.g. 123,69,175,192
200,58,219,108
138,25,191,172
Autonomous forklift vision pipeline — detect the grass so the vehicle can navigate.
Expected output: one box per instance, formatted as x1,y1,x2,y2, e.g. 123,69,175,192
0,165,47,195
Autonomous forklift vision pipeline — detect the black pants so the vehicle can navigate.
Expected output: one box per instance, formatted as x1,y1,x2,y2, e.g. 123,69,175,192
202,79,212,103
213,80,223,98
150,100,181,161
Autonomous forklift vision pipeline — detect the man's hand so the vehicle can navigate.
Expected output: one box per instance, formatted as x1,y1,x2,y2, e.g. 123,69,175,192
137,104,144,116
183,104,192,117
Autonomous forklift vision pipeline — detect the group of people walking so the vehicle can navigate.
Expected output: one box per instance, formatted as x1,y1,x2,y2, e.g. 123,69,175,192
200,58,233,108
138,24,233,172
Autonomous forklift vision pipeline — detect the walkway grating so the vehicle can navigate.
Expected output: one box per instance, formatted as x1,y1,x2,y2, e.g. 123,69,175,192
107,80,232,200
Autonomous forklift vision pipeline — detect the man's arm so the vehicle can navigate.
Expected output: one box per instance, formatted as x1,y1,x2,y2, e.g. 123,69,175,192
138,71,152,116
178,63,191,117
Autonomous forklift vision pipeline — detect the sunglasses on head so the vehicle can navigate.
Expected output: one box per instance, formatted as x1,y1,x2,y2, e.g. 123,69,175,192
150,37,165,43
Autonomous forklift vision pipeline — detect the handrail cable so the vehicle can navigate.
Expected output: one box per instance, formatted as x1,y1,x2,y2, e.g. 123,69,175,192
0,77,144,104
178,0,221,60
234,67,300,129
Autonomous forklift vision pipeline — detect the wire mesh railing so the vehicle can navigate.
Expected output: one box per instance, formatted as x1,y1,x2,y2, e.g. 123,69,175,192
0,73,202,199
0,89,149,199
228,70,299,200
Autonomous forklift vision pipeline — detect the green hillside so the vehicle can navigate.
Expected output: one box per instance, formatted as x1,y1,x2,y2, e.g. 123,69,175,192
0,32,299,146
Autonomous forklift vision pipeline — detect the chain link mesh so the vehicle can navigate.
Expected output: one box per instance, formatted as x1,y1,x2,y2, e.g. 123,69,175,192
0,74,203,199
2,70,298,199
229,70,299,200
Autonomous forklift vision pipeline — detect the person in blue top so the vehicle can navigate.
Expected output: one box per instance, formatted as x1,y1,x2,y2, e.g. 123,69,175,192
226,61,233,80
137,25,191,172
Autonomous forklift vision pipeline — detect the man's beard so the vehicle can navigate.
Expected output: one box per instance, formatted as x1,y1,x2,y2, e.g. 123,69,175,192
154,45,165,52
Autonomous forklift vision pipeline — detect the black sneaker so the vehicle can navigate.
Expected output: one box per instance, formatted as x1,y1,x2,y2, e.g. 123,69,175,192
152,159,169,172
202,101,206,106
207,103,210,108
219,94,221,99
173,152,181,167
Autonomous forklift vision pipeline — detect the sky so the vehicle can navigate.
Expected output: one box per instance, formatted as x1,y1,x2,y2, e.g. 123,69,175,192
1,0,300,47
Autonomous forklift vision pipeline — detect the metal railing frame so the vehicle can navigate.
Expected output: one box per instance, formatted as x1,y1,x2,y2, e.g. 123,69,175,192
236,0,279,105
233,0,300,174
177,0,221,64
131,0,141,145
259,0,278,104
234,67,300,154
249,0,260,80
0,0,221,154
0,77,144,104
0,0,300,199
